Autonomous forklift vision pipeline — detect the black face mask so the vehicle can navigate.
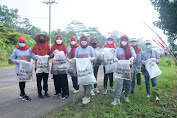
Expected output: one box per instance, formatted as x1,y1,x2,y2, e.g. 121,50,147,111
92,43,97,46
38,39,44,43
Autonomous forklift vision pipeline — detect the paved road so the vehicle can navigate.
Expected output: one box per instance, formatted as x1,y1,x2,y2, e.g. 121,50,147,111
0,66,105,118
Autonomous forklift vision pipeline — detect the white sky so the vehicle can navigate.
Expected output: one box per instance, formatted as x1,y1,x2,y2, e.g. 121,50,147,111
0,0,168,46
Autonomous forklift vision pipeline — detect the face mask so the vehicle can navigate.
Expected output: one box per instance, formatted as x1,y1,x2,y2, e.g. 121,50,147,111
56,40,62,44
92,43,97,46
131,42,137,46
38,39,44,43
121,41,128,46
81,41,87,46
108,41,113,45
146,45,152,49
19,43,25,47
71,41,76,45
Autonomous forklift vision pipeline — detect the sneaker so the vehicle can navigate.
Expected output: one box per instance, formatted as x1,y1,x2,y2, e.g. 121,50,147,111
111,98,120,105
44,92,50,97
61,95,66,100
90,89,95,96
73,89,79,93
109,87,115,92
103,88,107,95
22,95,31,101
156,96,160,101
65,95,69,98
146,94,150,98
38,93,44,99
124,97,130,103
94,88,100,94
82,97,90,101
71,88,74,91
122,90,125,93
54,93,60,97
19,94,24,99
82,98,90,104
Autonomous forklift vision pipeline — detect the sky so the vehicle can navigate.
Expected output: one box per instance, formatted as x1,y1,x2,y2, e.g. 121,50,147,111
0,0,169,46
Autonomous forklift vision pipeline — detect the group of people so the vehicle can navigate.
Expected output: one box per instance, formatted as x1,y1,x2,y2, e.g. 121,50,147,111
11,33,160,105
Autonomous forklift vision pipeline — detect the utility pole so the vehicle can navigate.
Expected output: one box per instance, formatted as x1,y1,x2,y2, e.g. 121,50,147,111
43,0,57,48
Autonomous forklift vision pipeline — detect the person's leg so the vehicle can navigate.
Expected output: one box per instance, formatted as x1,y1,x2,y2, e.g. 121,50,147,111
103,67,108,89
43,73,50,97
85,85,92,98
109,72,114,88
151,77,157,87
93,66,99,88
62,74,69,97
124,80,131,97
36,73,43,94
75,76,79,90
131,73,136,94
144,76,151,94
83,85,86,97
72,76,79,90
19,82,26,96
53,75,60,94
115,79,124,99
71,76,75,89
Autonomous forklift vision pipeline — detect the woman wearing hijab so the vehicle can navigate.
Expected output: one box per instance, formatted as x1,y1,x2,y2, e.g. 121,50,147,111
130,38,141,94
75,35,95,104
103,37,116,95
67,36,79,93
11,37,33,101
32,34,50,99
141,40,160,101
50,35,69,99
111,35,136,105
89,37,100,95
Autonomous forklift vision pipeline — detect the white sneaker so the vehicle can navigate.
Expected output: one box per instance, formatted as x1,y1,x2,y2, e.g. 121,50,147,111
73,89,79,93
111,98,120,105
109,87,115,92
19,94,23,99
146,94,150,98
156,96,160,101
103,88,107,95
82,97,90,101
82,98,90,104
71,88,74,91
94,88,100,94
124,97,130,103
90,89,95,96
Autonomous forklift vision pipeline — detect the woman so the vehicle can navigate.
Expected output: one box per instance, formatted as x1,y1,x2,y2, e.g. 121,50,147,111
67,36,79,93
32,34,50,99
11,37,33,101
75,35,95,104
50,35,69,99
103,37,116,95
130,38,141,94
141,40,160,101
111,35,136,105
89,37,100,95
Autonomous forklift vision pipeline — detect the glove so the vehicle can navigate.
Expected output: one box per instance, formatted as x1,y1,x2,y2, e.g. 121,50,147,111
142,60,146,65
17,60,21,63
53,49,59,54
35,55,38,59
114,58,118,62
129,57,134,63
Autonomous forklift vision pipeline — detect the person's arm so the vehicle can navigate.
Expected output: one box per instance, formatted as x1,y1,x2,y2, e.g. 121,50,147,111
74,47,78,58
129,47,136,63
90,47,95,58
11,49,18,64
136,51,142,69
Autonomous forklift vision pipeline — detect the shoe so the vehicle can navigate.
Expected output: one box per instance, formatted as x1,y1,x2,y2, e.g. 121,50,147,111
146,94,150,98
90,89,95,96
73,89,79,93
71,88,74,91
109,87,115,92
122,90,125,93
82,98,90,104
94,88,100,94
156,96,160,101
82,97,90,101
61,95,66,100
124,97,130,103
103,88,107,95
38,93,44,99
44,92,50,97
22,95,31,101
65,95,69,98
54,93,60,97
19,94,24,99
111,98,120,105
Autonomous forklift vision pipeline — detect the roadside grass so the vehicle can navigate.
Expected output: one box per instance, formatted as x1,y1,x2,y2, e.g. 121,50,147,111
42,57,177,118
0,60,14,68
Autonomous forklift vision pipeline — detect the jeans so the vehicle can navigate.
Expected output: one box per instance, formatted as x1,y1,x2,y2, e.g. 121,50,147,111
83,84,92,98
144,76,157,94
71,76,79,90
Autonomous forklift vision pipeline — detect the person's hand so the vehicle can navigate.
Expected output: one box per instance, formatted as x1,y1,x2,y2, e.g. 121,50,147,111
17,60,21,63
53,49,59,54
114,58,118,62
155,59,159,63
136,68,140,73
142,60,146,65
129,57,134,63
35,55,38,59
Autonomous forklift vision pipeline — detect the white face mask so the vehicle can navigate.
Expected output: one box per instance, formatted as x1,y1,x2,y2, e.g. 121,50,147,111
81,41,87,46
108,41,113,45
56,40,62,44
71,41,76,45
121,41,127,46
131,42,137,46
19,43,25,47
146,45,152,49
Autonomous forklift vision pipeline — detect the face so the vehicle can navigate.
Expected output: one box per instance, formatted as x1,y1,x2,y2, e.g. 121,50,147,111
82,37,86,41
92,38,97,43
39,36,45,40
122,38,128,42
71,38,75,41
19,41,25,43
57,36,62,40
108,38,112,41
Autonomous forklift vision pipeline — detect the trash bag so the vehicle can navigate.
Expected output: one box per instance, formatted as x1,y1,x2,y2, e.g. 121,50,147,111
94,51,104,66
67,58,77,76
17,60,33,82
76,58,96,85
36,55,49,73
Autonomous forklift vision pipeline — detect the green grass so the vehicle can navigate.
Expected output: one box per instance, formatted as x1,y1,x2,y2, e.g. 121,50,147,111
0,60,14,68
42,57,177,118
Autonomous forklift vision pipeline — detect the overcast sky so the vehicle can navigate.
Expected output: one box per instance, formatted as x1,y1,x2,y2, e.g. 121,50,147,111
0,0,168,45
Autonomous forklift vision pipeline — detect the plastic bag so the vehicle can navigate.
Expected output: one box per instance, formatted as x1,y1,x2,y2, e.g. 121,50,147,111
17,60,33,82
76,58,96,85
67,58,77,76
94,51,104,66
36,55,49,73
145,58,162,78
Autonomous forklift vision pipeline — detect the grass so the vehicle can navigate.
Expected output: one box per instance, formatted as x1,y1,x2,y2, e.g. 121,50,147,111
42,57,177,118
0,60,14,68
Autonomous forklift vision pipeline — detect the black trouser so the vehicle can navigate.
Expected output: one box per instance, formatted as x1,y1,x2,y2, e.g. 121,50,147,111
53,74,69,96
103,67,113,89
36,73,49,94
17,74,26,96
71,76,79,90
93,66,99,88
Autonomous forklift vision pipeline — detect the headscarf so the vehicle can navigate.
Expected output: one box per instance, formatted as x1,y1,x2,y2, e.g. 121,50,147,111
131,39,141,55
50,35,68,54
32,36,50,56
69,36,79,58
80,35,88,48
16,37,30,50
104,37,116,49
120,35,131,60
89,37,97,48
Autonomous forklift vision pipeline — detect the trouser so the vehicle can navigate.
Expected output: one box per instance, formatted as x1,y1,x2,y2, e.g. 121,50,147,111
83,84,92,98
144,76,157,94
71,76,79,90
36,73,49,94
115,79,131,99
93,66,99,88
131,73,136,93
53,74,69,96
103,67,113,89
19,82,26,96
